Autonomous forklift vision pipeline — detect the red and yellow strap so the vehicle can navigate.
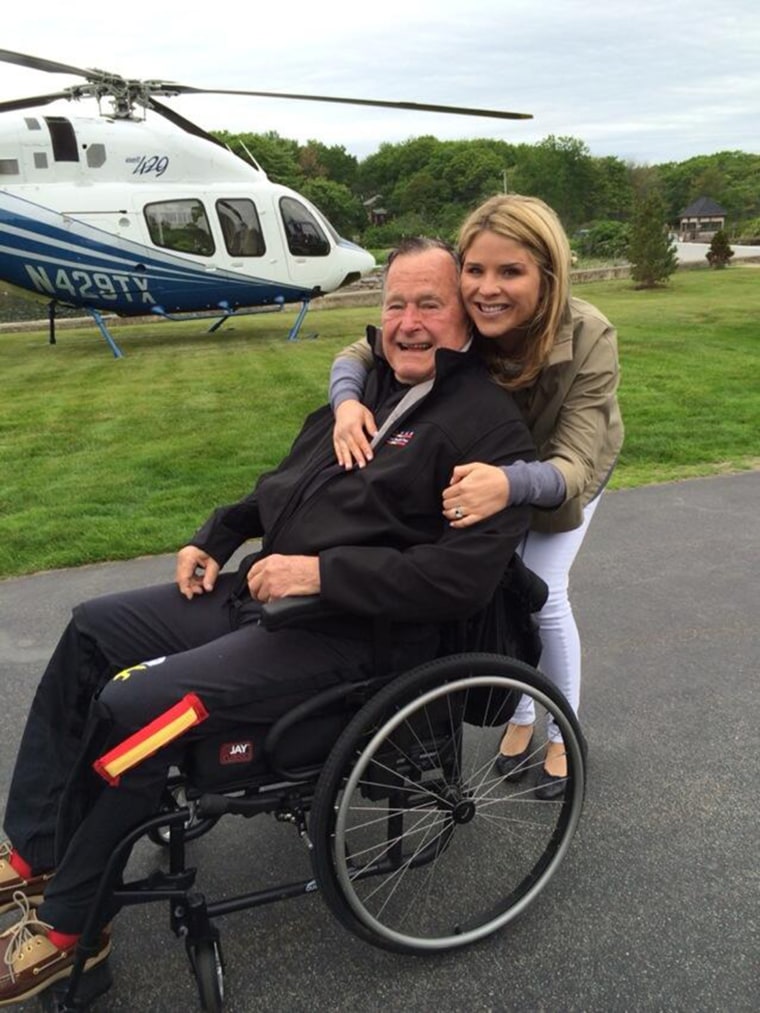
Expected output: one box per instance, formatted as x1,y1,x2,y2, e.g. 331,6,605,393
93,693,209,785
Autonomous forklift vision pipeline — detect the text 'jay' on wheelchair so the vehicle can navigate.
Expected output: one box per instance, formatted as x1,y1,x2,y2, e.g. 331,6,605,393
0,239,586,1012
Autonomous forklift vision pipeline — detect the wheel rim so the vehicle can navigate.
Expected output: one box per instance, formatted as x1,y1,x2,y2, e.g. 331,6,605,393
331,673,584,951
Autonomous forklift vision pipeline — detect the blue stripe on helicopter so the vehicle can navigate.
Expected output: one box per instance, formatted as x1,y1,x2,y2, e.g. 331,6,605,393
0,193,309,313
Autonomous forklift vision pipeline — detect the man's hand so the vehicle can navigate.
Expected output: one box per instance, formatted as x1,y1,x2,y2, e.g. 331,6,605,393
333,399,378,470
247,554,321,602
442,463,510,528
176,545,220,600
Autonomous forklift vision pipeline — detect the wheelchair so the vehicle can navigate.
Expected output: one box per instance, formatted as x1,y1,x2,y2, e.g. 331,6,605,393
42,585,587,1013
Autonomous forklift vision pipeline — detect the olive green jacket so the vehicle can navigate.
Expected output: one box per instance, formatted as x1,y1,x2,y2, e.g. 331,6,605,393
335,296,623,534
512,297,623,533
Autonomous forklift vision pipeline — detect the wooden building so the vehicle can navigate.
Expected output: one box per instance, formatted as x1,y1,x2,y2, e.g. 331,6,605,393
678,197,727,241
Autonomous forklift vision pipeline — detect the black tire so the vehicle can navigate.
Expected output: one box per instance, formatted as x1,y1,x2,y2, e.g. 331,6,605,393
189,939,225,1013
147,782,219,847
311,653,585,955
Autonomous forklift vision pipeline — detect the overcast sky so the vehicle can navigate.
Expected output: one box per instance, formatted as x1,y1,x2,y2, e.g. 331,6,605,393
2,0,759,165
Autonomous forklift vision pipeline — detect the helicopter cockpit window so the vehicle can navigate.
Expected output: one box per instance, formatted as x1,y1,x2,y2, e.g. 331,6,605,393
216,199,266,257
144,200,215,257
279,197,330,257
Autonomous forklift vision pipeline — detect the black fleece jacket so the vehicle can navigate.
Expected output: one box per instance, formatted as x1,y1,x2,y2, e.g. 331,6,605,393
190,342,536,628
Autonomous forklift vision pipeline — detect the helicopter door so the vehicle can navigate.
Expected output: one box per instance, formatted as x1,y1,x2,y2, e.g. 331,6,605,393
216,198,266,259
278,196,331,291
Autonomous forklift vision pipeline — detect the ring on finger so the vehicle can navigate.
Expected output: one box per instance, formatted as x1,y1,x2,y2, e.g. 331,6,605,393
453,506,465,520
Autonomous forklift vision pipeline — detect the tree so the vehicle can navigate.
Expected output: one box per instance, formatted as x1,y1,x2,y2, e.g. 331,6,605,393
706,230,734,269
215,130,304,190
392,170,448,218
576,220,631,261
628,191,678,288
299,141,358,188
510,136,597,232
300,178,366,237
589,156,634,221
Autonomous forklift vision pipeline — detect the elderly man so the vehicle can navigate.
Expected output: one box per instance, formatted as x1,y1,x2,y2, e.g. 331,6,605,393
0,237,535,1004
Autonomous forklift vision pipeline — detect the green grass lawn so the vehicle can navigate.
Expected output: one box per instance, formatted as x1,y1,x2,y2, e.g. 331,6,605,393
1,267,758,578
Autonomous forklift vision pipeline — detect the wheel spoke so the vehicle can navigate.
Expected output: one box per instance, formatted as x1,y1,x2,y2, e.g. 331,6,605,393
312,658,585,953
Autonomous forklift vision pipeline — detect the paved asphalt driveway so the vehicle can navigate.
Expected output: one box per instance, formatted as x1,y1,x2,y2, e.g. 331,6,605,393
1,471,758,1012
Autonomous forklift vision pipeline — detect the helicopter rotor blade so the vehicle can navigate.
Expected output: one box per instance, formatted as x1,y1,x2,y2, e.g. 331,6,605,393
145,97,228,148
0,49,93,78
165,85,533,120
0,49,532,122
0,91,71,113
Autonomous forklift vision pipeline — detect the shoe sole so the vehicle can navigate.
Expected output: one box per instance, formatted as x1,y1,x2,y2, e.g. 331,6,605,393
0,936,112,1007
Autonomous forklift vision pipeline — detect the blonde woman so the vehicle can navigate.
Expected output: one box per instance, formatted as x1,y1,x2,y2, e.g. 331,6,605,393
329,195,623,799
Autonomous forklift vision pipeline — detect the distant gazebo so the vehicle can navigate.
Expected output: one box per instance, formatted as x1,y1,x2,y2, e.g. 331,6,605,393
363,195,388,226
678,197,727,241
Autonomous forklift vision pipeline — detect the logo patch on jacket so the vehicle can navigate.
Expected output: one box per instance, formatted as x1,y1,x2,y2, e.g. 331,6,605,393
219,741,254,765
386,430,414,447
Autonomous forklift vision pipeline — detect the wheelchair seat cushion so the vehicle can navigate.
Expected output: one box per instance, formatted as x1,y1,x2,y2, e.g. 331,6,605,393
184,711,350,791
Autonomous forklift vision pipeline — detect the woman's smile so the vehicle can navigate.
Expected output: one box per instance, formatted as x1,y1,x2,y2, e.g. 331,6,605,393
460,232,542,341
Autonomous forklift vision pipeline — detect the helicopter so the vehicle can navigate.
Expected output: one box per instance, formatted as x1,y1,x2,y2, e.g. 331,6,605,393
0,49,531,356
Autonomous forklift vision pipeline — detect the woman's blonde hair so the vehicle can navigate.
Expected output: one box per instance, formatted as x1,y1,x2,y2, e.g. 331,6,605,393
458,194,572,389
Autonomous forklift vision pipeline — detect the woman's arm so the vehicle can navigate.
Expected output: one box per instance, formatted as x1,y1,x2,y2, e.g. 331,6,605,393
442,460,565,527
541,329,621,501
329,338,377,469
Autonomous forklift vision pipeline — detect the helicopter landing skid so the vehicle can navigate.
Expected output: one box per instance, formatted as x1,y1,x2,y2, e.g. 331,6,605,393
51,297,317,360
150,298,317,343
87,309,124,358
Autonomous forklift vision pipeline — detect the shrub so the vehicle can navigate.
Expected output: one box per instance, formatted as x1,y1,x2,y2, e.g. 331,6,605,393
575,220,631,261
706,230,734,269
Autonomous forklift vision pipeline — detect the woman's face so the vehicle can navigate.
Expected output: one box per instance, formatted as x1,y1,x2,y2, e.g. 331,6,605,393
460,231,543,345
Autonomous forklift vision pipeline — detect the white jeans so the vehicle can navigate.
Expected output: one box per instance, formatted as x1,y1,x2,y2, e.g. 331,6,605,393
512,494,602,743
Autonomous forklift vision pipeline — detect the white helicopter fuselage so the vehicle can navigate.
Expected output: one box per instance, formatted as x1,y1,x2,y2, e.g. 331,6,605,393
0,112,375,316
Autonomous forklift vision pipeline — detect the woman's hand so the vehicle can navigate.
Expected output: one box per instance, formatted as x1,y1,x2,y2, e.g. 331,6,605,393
442,463,511,527
333,399,378,470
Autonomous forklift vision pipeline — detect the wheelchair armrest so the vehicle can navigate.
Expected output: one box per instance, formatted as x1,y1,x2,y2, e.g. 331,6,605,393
260,594,346,631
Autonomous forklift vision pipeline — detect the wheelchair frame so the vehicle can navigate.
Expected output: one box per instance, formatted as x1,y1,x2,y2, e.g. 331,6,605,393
43,643,586,1013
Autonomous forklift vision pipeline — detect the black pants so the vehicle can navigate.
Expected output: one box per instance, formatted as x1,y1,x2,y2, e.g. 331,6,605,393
4,574,434,932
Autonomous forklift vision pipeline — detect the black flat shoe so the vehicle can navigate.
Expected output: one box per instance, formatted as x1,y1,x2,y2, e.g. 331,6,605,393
494,743,533,781
534,768,567,800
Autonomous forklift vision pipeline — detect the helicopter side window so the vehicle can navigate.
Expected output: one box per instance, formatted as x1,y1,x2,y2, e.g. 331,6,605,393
0,159,20,176
144,200,215,257
279,197,330,257
85,144,107,169
44,117,79,162
216,199,266,257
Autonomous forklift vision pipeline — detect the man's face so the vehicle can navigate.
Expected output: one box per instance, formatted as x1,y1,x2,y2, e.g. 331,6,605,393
381,248,469,384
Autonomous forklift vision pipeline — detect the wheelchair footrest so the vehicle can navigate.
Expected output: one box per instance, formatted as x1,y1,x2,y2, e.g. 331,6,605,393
38,958,113,1012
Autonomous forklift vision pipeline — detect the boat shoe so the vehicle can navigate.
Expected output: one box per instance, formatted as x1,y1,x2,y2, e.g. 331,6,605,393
0,893,111,1006
0,842,53,915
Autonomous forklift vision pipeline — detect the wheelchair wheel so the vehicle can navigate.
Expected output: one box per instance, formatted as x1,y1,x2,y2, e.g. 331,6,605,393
311,653,586,955
147,782,219,847
188,938,224,1012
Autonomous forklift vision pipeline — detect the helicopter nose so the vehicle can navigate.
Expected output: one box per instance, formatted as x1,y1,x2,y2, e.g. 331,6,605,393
336,242,376,287
344,242,376,272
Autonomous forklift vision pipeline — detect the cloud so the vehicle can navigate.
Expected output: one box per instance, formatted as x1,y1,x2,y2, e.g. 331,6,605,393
1,0,758,163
